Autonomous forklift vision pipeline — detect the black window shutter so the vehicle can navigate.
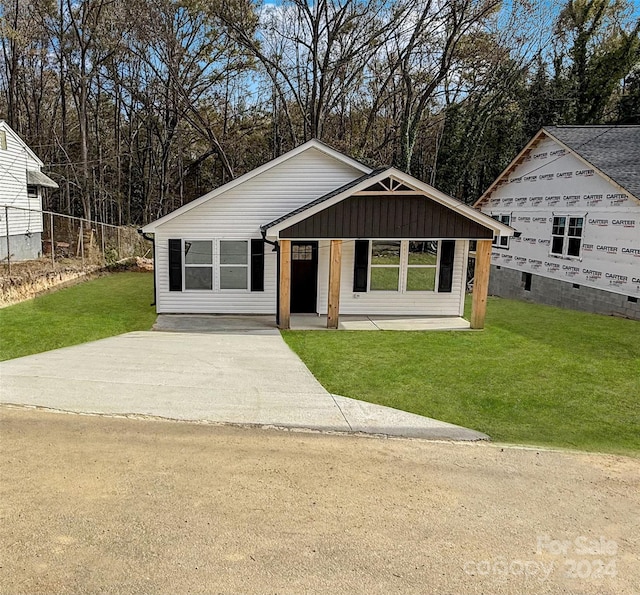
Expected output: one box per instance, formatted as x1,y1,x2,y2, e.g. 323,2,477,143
168,239,182,291
438,240,455,293
251,239,265,292
353,240,369,292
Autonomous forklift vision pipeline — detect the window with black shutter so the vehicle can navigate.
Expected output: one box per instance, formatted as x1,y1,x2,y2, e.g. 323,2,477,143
168,239,182,291
251,239,265,291
437,240,455,293
353,240,369,292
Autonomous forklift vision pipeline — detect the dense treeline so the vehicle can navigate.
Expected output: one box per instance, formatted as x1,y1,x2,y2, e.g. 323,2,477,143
1,0,638,225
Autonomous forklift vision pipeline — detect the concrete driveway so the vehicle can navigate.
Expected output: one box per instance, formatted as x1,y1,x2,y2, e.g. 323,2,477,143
0,329,485,440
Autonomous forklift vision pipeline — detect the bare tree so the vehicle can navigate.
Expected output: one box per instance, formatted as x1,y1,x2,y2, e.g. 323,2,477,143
219,0,409,145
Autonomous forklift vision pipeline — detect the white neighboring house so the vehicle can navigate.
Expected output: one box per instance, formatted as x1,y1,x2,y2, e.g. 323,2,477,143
141,139,512,329
0,120,59,262
475,125,640,320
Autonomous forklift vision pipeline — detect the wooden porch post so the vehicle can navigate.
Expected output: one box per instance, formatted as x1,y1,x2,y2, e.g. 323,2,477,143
471,239,492,329
278,239,291,329
327,239,342,329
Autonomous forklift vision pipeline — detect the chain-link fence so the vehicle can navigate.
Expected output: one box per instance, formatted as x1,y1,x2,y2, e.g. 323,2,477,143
0,204,148,275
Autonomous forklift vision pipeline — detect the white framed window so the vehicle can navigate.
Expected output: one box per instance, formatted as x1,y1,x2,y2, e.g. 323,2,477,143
406,241,438,291
369,240,439,292
370,241,401,291
492,214,510,248
27,185,39,199
182,239,249,291
219,240,248,290
551,216,583,258
184,240,213,290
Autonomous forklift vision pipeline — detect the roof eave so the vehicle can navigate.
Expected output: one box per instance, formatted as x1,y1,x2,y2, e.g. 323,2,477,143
473,129,547,208
1,121,45,167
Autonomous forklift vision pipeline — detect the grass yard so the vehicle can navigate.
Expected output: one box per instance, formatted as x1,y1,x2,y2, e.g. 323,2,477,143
0,272,156,361
2,272,637,455
283,298,640,455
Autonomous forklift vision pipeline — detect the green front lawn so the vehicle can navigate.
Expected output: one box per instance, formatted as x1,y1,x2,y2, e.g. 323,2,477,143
2,272,637,455
283,298,640,455
0,272,156,361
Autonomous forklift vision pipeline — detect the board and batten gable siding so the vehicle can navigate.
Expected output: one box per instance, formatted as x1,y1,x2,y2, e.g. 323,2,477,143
0,125,44,237
279,194,494,239
154,147,364,313
316,239,468,316
479,137,640,297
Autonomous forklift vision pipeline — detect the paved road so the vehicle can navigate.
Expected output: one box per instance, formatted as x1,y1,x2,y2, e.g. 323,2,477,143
0,330,485,440
1,407,638,595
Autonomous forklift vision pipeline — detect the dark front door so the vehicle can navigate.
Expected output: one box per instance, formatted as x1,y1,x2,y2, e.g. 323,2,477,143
290,241,318,313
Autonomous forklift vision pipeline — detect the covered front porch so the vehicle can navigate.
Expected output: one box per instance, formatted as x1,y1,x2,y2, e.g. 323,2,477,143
276,238,492,330
261,166,507,331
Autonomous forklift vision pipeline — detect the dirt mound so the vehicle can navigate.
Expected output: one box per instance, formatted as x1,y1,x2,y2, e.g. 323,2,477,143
107,256,154,272
0,256,153,307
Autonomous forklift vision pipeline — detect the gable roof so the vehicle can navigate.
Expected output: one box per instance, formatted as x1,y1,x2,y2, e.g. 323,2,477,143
141,139,372,232
0,120,44,167
545,126,640,200
263,167,514,237
475,125,640,207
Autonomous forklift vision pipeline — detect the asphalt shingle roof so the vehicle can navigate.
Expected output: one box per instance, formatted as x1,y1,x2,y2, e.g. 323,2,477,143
544,125,640,200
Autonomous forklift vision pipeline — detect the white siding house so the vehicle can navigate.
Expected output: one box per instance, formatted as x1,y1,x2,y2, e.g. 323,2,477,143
142,140,512,328
150,143,364,314
0,121,58,261
476,126,640,320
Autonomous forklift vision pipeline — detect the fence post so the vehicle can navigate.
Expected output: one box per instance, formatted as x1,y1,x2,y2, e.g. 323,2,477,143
4,206,10,275
49,212,55,269
80,220,85,268
117,227,121,260
100,223,106,264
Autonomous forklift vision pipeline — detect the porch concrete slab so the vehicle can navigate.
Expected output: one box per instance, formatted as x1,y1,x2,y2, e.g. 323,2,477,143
291,314,470,331
373,317,471,331
0,330,486,441
339,318,380,330
291,314,379,330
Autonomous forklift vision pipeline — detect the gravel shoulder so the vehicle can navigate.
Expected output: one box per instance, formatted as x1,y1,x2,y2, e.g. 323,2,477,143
1,406,638,595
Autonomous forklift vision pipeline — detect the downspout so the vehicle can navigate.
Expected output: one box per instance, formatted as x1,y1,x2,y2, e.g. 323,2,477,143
261,229,279,326
137,229,156,306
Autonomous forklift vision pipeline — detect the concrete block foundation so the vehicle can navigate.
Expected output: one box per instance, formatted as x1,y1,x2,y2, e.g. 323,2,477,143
488,265,640,321
0,232,42,262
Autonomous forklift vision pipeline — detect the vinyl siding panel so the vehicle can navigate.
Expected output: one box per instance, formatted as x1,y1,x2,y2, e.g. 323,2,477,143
154,234,279,314
317,240,468,316
154,148,363,313
0,126,44,236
